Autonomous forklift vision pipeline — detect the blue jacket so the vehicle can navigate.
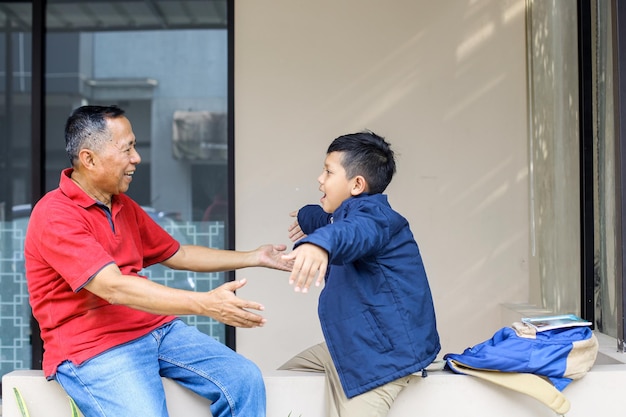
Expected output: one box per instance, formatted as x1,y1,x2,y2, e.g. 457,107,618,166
295,193,440,398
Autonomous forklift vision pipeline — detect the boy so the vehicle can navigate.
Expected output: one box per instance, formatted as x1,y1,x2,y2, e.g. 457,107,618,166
280,131,440,417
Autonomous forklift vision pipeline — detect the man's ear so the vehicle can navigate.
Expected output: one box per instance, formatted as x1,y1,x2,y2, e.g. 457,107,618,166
77,148,96,169
351,175,368,196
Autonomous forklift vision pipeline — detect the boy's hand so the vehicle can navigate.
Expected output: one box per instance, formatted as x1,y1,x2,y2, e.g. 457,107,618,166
287,210,306,242
282,243,328,293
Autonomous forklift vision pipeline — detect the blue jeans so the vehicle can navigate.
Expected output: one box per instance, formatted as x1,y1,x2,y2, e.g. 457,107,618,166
54,319,265,417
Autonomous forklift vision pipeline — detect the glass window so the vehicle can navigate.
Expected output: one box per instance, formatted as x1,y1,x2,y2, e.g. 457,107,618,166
44,0,230,341
0,0,33,381
526,0,620,339
527,1,581,315
591,0,618,337
0,0,231,385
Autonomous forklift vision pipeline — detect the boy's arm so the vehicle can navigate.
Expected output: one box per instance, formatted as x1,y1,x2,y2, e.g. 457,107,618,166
296,205,332,233
283,200,389,293
286,204,331,244
295,202,389,261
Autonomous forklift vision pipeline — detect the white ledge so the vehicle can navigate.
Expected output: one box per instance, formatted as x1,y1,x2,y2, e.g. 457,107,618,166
3,363,626,417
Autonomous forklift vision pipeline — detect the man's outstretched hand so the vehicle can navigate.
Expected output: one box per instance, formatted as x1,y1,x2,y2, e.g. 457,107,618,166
204,278,267,327
255,244,293,272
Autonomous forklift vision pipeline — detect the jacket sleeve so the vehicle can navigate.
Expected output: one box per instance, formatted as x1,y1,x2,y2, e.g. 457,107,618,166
297,204,332,234
295,201,389,264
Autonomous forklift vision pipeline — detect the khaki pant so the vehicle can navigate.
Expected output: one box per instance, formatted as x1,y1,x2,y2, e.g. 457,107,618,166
278,342,417,417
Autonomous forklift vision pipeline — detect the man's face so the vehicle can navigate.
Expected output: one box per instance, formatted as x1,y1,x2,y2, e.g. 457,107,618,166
317,151,357,213
92,116,141,196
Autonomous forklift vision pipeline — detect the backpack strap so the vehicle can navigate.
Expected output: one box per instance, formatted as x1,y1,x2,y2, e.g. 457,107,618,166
446,359,570,416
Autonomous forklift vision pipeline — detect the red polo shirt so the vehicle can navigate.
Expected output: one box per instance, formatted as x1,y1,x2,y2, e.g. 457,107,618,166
25,168,180,377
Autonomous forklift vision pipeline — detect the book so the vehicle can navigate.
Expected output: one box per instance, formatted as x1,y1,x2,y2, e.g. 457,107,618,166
521,314,592,332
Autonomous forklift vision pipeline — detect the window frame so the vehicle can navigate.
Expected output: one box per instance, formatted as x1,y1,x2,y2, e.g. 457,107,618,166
610,0,626,350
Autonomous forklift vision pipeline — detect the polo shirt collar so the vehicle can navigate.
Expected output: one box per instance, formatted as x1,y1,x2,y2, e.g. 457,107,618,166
59,168,114,209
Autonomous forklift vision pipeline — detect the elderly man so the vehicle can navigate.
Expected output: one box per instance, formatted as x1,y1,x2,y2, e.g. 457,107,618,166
25,105,290,417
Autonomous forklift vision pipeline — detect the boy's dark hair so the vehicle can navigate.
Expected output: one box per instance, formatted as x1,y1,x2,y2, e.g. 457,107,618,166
65,105,126,165
327,130,396,194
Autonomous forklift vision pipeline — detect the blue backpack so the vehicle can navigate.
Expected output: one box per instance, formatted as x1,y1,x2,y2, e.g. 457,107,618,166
443,322,598,415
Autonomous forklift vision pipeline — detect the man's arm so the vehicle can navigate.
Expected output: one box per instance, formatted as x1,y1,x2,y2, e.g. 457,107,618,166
84,263,268,328
162,243,292,272
82,244,292,327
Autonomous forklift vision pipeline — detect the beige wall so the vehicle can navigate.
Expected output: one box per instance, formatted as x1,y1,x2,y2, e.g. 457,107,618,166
234,0,529,372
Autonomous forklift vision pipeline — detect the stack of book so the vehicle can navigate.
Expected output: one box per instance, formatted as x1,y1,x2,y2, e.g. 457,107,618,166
521,314,592,332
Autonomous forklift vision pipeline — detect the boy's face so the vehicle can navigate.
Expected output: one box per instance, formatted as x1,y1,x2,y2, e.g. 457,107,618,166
317,151,362,213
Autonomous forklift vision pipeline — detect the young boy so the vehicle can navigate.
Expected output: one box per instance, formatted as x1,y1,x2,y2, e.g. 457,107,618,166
280,131,440,417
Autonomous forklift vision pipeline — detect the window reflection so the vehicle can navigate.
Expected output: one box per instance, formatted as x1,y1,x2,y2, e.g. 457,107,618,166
0,1,33,381
527,0,581,315
526,0,620,339
592,0,618,337
44,2,230,339
0,0,231,383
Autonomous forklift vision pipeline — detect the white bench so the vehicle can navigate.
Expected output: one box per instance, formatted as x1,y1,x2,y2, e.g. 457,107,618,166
3,364,625,417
